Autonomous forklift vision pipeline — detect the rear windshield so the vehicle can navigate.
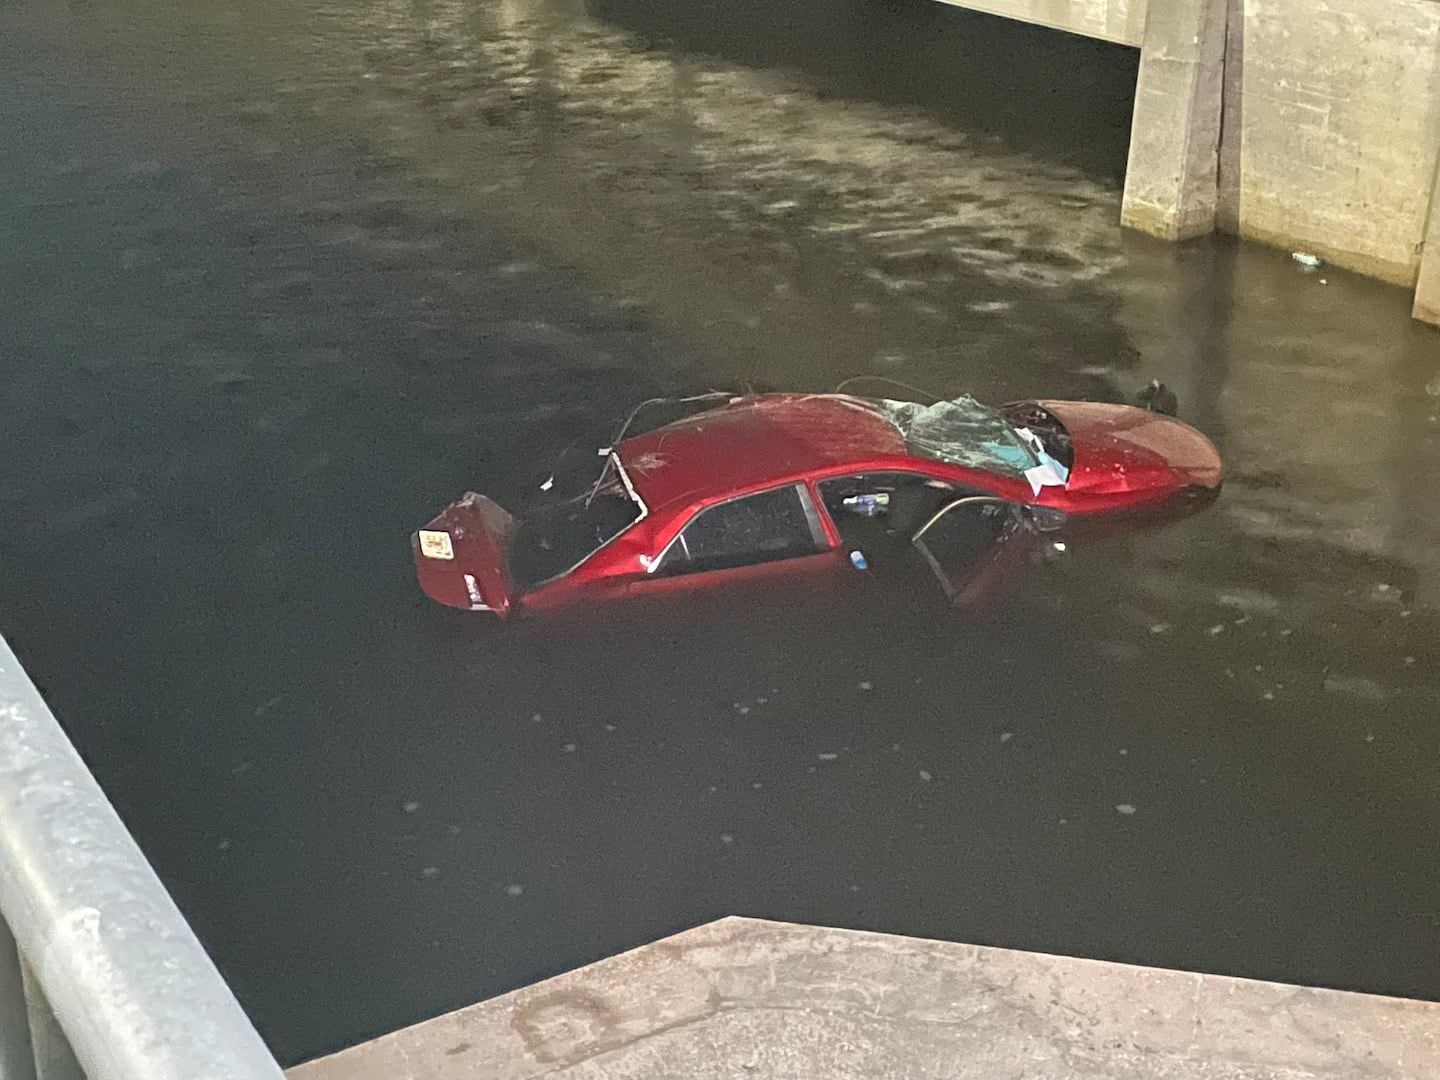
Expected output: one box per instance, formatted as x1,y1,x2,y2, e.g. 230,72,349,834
509,470,642,590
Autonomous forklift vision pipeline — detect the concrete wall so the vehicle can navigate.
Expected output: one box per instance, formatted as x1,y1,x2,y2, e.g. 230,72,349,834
1233,0,1440,288
930,0,1147,46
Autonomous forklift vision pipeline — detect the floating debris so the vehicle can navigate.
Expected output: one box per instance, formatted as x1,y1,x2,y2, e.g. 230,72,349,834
1115,804,1137,816
403,800,420,813
505,883,524,896
858,680,874,691
918,769,933,782
421,866,440,879
817,752,839,761
1292,252,1322,269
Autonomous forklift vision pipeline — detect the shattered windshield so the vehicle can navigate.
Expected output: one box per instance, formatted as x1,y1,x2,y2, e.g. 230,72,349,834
875,396,1037,477
874,396,1071,494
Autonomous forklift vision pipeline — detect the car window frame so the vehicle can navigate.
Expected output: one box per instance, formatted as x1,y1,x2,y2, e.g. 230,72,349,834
813,468,995,532
648,482,831,577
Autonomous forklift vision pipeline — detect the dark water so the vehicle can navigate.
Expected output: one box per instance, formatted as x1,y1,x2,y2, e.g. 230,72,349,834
3,0,1439,1066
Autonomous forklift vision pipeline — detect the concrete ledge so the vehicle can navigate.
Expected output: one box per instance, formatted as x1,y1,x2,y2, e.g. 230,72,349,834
290,917,1440,1079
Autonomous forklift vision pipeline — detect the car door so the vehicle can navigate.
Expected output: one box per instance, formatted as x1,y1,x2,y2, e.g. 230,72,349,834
909,496,1026,605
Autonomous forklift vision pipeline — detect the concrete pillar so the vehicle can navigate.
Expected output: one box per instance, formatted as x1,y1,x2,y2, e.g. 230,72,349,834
1415,161,1440,326
1121,0,1229,241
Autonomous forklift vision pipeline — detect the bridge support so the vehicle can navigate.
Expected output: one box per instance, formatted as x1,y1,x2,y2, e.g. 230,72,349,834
1120,0,1228,240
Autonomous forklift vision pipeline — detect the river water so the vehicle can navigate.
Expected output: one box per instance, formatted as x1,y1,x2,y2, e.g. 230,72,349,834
3,0,1439,1065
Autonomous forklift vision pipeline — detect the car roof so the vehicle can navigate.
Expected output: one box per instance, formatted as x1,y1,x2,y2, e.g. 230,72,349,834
617,394,909,514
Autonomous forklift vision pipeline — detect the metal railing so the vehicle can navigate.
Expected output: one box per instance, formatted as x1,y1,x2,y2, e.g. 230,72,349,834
0,631,287,1080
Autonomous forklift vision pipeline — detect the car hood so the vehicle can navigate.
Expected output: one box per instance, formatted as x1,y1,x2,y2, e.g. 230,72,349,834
1035,400,1222,494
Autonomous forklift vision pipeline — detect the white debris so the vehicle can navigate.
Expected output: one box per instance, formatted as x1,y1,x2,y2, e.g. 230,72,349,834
421,866,440,879
1323,673,1393,702
1207,624,1226,636
720,834,735,845
562,742,577,753
403,800,419,813
918,770,932,782
1115,804,1137,816
818,752,839,761
505,883,524,896
858,680,874,691
1292,252,1322,268
999,732,1013,743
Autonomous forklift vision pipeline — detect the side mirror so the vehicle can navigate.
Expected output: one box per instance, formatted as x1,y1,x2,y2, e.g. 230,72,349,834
1026,506,1067,532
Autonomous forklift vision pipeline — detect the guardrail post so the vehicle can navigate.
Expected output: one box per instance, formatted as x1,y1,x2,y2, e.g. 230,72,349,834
19,962,82,1080
0,920,36,1080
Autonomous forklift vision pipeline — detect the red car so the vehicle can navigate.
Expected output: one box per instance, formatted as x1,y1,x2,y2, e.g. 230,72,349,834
412,389,1222,618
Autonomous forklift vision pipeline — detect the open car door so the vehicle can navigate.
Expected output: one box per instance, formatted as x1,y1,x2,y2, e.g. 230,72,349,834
910,496,1026,605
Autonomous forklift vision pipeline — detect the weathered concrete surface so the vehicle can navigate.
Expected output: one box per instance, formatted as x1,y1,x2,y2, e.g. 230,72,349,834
1120,0,1228,240
1415,162,1440,323
289,917,1440,1079
1235,0,1440,291
931,0,1147,45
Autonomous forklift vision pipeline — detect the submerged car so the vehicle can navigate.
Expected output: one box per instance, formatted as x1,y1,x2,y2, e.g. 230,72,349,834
412,388,1222,617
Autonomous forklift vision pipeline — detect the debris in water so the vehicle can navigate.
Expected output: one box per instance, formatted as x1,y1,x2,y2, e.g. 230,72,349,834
918,769,932,781
1115,804,1137,816
505,883,524,896
1149,623,1171,634
403,800,419,813
858,680,874,691
1292,252,1322,269
1207,624,1226,636
421,866,440,879
818,752,838,761
720,834,735,845
562,742,577,753
999,732,1013,743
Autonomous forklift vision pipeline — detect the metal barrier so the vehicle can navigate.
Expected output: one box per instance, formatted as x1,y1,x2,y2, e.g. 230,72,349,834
0,632,287,1080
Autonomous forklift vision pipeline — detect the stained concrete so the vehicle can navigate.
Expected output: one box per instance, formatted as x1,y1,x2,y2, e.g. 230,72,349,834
930,0,1147,45
1120,0,1227,241
289,917,1440,1079
1234,0,1440,292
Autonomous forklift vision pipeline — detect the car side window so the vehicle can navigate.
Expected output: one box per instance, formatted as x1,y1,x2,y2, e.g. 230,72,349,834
658,484,825,575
